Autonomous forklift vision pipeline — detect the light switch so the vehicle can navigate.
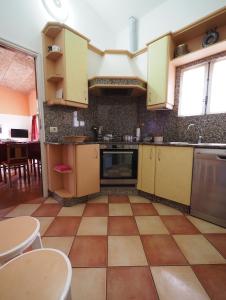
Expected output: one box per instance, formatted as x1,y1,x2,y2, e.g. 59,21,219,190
79,121,85,127
50,126,58,133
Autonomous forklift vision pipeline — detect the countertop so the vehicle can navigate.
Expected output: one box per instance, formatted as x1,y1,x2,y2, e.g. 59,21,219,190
45,141,226,149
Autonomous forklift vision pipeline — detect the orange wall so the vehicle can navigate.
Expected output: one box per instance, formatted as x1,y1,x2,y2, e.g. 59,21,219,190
28,89,37,116
0,86,30,116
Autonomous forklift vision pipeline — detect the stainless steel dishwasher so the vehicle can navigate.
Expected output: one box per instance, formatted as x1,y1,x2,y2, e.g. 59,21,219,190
191,148,226,227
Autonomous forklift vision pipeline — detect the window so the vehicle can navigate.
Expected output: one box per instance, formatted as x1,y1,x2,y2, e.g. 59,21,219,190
178,56,226,116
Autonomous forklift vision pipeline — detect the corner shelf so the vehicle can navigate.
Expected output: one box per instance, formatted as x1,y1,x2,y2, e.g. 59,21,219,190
46,51,63,61
43,25,62,38
54,169,72,174
55,189,73,199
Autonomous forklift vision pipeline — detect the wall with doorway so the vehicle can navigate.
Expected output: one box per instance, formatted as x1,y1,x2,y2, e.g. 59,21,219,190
0,86,35,141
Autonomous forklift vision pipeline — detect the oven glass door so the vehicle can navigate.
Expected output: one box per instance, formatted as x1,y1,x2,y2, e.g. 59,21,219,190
101,149,137,179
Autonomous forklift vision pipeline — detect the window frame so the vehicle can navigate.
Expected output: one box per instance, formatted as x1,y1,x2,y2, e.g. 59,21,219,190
178,55,226,117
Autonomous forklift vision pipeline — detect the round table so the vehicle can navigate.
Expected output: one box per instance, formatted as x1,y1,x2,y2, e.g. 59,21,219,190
0,248,72,300
0,216,42,264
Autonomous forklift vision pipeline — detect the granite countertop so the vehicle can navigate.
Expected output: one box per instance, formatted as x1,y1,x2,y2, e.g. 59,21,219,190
45,141,226,149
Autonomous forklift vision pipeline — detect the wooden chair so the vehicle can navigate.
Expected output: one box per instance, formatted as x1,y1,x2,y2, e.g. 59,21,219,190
3,143,30,187
0,143,7,183
28,142,41,177
0,248,72,300
0,216,42,265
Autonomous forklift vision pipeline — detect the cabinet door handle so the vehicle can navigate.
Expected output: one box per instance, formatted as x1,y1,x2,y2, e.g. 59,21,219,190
149,148,152,160
95,149,98,159
158,149,161,161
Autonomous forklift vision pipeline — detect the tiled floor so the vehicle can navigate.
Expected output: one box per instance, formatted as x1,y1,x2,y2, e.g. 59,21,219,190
1,194,226,300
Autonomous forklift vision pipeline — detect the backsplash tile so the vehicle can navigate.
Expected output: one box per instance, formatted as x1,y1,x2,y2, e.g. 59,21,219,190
44,51,226,143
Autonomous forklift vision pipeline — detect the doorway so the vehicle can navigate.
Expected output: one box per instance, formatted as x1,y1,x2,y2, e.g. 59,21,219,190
0,39,47,206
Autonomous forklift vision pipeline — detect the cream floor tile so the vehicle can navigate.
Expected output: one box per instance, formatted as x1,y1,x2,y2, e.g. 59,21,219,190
173,235,226,264
129,195,151,203
135,216,169,235
36,217,54,236
5,204,41,217
77,217,107,235
71,268,106,300
58,204,85,216
109,204,133,216
44,197,58,204
88,195,108,204
108,236,148,266
153,203,182,215
187,216,226,233
151,266,210,300
42,236,74,256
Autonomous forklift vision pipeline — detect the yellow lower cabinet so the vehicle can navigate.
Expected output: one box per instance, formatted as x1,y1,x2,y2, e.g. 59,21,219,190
155,146,193,205
137,145,155,194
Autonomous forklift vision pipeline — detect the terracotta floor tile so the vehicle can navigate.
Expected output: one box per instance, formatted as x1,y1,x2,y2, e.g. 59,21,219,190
42,236,74,255
131,203,158,216
88,195,108,203
58,204,85,217
44,216,81,236
109,195,129,203
77,217,107,235
83,203,108,217
192,265,226,300
5,204,41,217
32,203,62,217
107,267,158,300
69,236,107,267
161,215,200,234
108,216,139,235
151,266,210,300
142,235,188,265
108,236,148,266
129,195,151,203
0,206,16,217
153,203,183,215
173,234,226,264
187,216,226,233
204,234,226,258
109,203,133,216
71,268,106,300
135,216,169,235
36,217,55,236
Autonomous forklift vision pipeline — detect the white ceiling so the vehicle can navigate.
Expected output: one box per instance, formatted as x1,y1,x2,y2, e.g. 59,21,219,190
0,46,35,94
83,0,167,33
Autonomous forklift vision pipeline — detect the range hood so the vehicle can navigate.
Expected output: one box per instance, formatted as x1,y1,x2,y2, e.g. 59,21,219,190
88,76,147,97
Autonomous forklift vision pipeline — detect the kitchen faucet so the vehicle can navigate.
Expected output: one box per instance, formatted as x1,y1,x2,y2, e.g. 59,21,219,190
186,124,203,144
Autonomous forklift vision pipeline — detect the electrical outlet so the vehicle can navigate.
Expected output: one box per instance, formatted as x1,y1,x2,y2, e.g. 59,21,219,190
79,121,85,127
50,126,58,133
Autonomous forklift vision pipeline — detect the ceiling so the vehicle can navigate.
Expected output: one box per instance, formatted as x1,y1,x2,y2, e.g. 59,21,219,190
83,0,167,33
0,46,35,94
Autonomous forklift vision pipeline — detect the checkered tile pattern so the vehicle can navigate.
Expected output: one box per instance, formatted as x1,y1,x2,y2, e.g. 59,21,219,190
1,194,226,300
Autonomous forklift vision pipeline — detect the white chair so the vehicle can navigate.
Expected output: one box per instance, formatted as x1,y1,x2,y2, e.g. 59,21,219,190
0,216,42,265
0,248,72,300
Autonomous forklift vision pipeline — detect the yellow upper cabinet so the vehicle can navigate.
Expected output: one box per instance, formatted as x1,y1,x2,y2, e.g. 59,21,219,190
147,34,175,110
42,23,89,108
137,145,156,194
64,29,88,105
155,146,194,205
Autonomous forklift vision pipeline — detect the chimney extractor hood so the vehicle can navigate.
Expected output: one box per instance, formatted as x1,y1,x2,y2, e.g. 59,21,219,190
88,76,147,97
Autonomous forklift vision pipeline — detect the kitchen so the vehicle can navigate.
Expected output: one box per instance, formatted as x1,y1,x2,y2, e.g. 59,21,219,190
0,1,226,300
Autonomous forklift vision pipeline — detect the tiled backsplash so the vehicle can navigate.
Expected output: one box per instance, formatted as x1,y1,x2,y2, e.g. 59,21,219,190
44,51,226,143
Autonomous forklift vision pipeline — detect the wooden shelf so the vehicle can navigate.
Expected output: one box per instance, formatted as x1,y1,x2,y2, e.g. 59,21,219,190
47,75,63,83
55,189,73,199
46,51,63,61
47,99,88,109
43,25,62,38
171,39,226,66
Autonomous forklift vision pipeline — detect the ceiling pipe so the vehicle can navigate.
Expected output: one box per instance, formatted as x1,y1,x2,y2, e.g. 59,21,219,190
129,16,138,52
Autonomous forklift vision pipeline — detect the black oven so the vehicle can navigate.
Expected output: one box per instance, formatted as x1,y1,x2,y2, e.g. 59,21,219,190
100,144,138,185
